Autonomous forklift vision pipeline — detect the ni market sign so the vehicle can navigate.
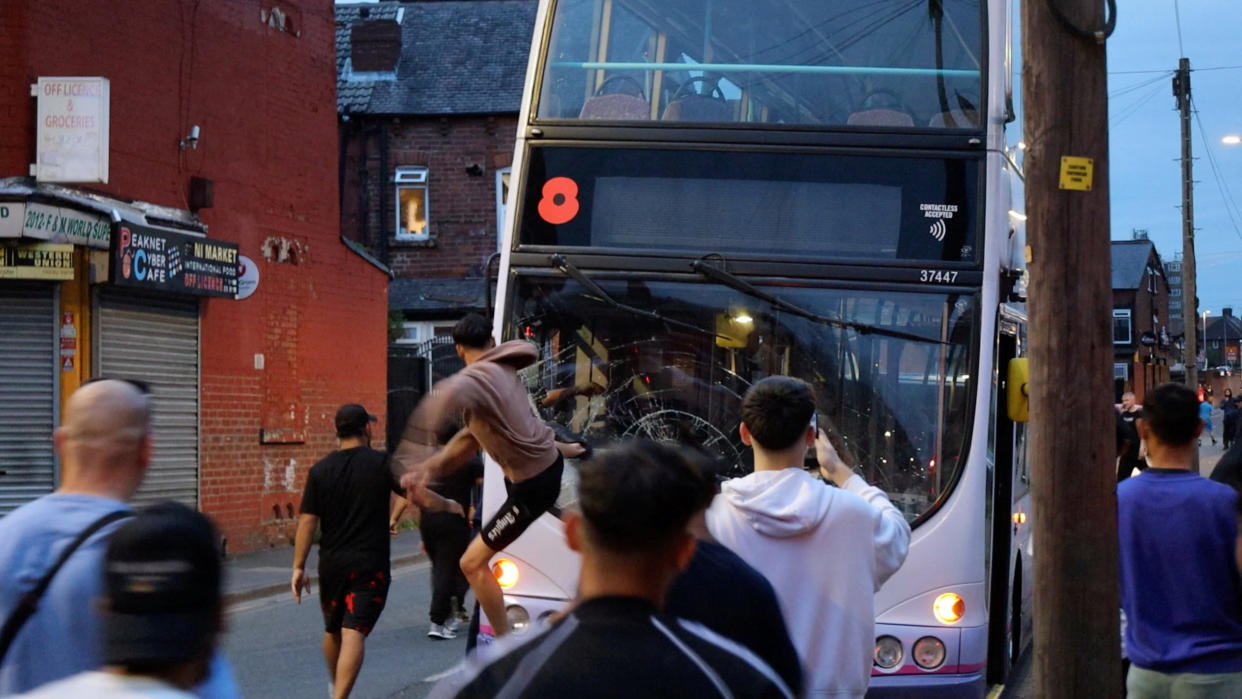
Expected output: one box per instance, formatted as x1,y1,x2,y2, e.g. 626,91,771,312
109,222,239,298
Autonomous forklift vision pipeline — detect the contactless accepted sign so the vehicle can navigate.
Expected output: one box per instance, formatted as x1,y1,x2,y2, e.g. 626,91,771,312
109,222,238,298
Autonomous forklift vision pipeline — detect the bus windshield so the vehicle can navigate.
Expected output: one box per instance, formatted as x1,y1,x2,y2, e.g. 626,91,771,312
538,0,983,128
509,275,976,524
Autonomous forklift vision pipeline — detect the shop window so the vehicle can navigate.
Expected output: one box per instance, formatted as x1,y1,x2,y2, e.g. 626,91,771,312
395,167,429,240
1114,363,1129,380
1113,309,1131,345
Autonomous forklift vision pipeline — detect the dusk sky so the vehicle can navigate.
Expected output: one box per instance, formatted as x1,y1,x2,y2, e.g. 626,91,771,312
1103,1,1241,317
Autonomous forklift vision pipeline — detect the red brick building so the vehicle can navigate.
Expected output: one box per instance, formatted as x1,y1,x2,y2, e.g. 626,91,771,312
336,0,534,338
1111,239,1173,402
335,0,535,441
0,1,389,552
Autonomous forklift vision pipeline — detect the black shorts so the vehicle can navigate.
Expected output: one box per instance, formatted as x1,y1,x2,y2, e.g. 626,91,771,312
481,454,564,551
318,560,390,635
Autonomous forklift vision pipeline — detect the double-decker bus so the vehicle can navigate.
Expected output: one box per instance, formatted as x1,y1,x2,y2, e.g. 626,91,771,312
480,0,1031,694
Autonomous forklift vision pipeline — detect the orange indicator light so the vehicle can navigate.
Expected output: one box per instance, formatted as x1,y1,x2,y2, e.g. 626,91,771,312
934,593,965,624
492,559,520,588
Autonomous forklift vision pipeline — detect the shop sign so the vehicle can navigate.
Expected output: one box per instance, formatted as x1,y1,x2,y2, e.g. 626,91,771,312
0,203,23,238
33,77,110,183
235,254,260,300
19,202,111,249
109,222,239,298
0,242,74,280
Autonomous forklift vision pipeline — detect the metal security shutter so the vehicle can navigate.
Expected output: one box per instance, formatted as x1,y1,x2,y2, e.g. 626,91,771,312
96,289,199,508
0,284,58,515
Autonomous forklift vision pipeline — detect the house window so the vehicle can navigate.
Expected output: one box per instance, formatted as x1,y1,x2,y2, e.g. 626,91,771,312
1113,309,1131,344
496,167,511,250
1114,363,1129,380
395,167,429,240
394,321,456,345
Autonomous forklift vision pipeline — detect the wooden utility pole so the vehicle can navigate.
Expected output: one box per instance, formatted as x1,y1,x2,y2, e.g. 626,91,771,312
1022,0,1119,697
1176,58,1197,391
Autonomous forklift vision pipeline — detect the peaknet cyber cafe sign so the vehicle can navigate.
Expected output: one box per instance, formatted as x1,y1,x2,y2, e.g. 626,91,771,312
32,77,110,183
109,222,239,298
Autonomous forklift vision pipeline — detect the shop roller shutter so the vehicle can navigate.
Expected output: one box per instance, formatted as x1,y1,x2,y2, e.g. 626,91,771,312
0,284,57,515
97,289,199,508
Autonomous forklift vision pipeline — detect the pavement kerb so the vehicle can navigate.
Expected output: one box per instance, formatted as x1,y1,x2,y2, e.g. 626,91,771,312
224,550,427,606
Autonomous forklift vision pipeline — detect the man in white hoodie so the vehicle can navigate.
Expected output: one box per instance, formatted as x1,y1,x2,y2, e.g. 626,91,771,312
706,376,911,698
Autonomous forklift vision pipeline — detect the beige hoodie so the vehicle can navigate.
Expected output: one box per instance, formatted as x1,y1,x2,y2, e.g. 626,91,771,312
398,341,557,482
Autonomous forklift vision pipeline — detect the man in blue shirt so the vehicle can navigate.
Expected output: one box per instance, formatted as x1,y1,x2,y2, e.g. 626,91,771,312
1119,382,1242,697
0,379,237,697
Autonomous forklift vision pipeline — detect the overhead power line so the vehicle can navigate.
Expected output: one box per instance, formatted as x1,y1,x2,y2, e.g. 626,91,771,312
1109,65,1242,75
1173,0,1186,57
1190,98,1242,242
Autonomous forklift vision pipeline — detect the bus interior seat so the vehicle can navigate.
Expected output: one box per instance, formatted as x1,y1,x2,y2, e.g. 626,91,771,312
928,109,980,128
846,109,915,127
578,93,651,120
661,95,732,122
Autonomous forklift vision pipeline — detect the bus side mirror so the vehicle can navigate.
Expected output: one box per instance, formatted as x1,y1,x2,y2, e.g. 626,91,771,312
1007,358,1029,423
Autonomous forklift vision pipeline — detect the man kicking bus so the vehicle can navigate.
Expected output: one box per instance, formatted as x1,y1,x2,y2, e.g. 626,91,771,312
395,314,584,637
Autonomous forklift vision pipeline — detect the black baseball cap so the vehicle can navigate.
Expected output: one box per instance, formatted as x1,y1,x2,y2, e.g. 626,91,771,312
102,502,221,666
335,403,377,438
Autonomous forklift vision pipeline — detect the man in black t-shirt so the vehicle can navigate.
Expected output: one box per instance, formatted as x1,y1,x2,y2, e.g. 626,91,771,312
292,404,431,699
391,421,483,640
666,515,803,695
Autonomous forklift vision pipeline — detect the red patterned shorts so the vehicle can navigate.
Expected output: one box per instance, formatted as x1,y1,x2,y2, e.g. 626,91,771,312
319,564,390,635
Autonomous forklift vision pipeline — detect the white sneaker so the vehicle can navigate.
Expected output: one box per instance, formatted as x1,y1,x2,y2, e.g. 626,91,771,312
445,616,463,632
428,623,457,640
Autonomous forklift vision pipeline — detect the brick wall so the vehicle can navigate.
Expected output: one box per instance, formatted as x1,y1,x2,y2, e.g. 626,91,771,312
2,0,388,552
341,114,518,279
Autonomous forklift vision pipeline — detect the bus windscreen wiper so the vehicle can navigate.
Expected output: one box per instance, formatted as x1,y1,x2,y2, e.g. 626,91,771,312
689,256,947,345
549,255,724,340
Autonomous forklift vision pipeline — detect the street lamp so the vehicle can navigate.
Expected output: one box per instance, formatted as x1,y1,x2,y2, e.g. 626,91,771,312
1223,134,1241,145
1204,310,1211,370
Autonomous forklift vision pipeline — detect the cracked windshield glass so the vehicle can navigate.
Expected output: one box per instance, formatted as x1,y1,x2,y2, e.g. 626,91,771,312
510,276,976,524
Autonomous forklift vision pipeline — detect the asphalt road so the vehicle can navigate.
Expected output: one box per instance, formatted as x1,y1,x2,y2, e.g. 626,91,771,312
223,560,471,699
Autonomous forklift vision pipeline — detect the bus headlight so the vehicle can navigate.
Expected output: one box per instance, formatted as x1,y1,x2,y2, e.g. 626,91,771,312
933,592,965,624
873,635,904,669
492,559,519,588
506,605,531,633
913,636,946,669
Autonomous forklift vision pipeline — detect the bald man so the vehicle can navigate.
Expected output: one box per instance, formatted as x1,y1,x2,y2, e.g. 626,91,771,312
0,380,237,697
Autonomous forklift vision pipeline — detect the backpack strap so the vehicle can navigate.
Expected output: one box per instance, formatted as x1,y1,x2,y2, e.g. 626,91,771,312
0,508,134,665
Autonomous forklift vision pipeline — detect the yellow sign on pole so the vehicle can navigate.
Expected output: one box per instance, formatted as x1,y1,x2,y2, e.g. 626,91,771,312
1058,156,1094,191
